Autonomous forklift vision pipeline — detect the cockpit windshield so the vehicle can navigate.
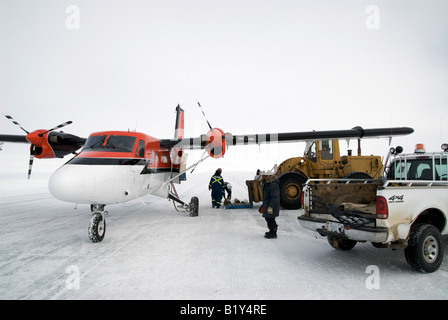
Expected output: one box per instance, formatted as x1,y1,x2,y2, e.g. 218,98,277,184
83,135,107,150
83,135,137,153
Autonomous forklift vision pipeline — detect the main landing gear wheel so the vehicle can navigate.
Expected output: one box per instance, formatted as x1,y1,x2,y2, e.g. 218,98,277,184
189,196,199,217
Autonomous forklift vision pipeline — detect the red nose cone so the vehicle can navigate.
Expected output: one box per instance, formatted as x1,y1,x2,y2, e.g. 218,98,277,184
206,128,226,158
25,130,46,145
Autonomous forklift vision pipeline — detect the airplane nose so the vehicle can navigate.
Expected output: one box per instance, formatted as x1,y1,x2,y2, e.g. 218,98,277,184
49,164,95,204
49,163,140,204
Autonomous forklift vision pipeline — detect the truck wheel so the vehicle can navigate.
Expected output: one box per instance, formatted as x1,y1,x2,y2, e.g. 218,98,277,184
279,172,307,209
327,236,357,251
404,223,443,273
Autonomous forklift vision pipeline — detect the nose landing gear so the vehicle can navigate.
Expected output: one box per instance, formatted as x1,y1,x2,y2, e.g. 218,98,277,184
88,204,107,243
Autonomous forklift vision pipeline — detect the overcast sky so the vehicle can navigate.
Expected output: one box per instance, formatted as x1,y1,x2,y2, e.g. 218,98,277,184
1,0,447,177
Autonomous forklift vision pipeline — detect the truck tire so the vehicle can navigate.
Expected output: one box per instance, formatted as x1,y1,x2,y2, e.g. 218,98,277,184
404,223,443,273
279,172,307,209
327,236,357,251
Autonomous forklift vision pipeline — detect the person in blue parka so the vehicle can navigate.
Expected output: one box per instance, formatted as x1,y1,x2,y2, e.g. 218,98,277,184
209,168,225,208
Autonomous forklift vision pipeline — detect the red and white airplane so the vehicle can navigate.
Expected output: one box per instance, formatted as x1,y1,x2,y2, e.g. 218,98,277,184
1,105,413,242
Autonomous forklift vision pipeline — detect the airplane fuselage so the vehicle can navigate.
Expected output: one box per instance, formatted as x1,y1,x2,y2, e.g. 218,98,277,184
49,131,181,205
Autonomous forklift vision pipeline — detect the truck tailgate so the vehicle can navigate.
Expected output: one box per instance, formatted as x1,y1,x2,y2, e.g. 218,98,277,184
298,215,388,243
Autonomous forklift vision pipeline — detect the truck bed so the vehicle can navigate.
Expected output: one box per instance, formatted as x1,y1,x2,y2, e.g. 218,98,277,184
305,179,382,216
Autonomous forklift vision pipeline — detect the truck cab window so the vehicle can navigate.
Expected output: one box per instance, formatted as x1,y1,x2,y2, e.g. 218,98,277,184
415,163,433,180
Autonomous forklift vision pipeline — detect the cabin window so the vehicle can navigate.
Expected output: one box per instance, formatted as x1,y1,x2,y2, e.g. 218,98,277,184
161,152,169,163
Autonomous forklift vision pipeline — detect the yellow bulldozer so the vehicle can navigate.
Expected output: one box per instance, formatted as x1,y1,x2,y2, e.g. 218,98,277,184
247,138,383,209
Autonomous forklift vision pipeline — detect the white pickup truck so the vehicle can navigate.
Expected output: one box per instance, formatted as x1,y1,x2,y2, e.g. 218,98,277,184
298,144,448,273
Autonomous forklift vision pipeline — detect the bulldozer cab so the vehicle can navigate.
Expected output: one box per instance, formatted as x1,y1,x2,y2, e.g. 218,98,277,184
304,139,341,171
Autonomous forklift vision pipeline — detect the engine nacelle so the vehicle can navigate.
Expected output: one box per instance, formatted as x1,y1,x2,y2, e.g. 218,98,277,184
205,128,226,158
26,130,85,159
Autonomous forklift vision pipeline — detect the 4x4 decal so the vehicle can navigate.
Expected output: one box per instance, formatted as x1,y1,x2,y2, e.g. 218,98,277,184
388,195,404,203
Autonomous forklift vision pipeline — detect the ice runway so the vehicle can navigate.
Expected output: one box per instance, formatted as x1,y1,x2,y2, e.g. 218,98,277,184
1,171,447,300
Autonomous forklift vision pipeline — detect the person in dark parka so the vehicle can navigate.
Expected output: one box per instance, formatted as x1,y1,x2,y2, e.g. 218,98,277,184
209,168,225,208
262,176,280,239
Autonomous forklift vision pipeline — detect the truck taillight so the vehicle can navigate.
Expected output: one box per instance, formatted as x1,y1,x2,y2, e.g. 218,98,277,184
376,196,388,219
301,191,305,208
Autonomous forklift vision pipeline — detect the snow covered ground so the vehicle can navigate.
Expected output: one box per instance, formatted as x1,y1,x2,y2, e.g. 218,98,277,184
1,171,447,300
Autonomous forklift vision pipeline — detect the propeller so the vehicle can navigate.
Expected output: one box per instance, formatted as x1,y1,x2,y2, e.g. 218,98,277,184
4,114,74,179
196,102,226,158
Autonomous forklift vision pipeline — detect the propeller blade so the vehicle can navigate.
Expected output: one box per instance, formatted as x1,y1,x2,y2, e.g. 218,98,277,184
4,115,29,134
39,121,73,136
28,144,35,180
197,102,212,130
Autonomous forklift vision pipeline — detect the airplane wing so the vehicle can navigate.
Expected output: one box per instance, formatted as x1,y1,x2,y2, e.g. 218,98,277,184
227,126,413,145
0,134,29,143
160,126,414,150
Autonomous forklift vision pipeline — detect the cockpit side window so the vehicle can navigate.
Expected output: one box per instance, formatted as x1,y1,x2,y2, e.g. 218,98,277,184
135,139,145,157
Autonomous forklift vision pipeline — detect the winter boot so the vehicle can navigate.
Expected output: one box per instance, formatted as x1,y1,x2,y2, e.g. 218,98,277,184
264,226,277,239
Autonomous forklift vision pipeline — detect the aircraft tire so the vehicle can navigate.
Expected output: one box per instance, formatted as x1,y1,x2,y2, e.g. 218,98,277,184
189,196,199,217
88,212,106,243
